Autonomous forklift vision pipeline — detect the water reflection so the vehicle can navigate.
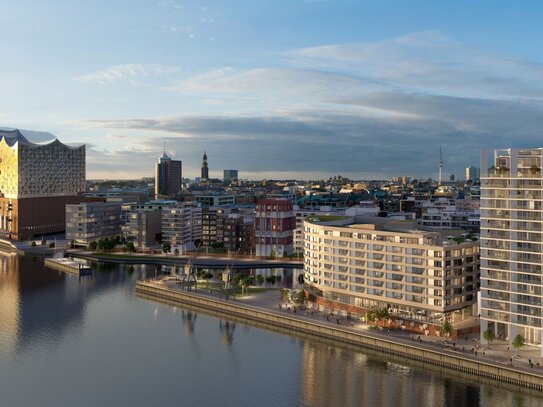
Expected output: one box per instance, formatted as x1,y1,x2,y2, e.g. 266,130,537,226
2,254,543,407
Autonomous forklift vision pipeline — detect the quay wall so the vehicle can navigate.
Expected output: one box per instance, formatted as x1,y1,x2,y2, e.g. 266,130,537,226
135,281,543,391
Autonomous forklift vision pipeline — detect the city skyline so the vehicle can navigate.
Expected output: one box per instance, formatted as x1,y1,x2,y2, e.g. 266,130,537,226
2,1,543,179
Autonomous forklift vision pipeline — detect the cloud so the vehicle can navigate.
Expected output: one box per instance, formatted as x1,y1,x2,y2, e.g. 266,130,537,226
75,64,180,84
80,31,543,179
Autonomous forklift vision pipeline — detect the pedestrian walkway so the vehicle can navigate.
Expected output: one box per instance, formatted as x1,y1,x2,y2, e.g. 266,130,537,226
152,278,543,374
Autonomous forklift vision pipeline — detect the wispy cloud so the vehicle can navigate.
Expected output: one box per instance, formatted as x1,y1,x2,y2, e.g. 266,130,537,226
75,64,181,84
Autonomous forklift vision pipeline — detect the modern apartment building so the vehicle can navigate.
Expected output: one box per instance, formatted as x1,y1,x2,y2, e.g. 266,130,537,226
155,153,182,199
161,203,202,248
255,199,295,256
66,202,122,245
480,148,543,352
303,216,480,326
0,129,86,239
201,206,232,247
121,203,164,248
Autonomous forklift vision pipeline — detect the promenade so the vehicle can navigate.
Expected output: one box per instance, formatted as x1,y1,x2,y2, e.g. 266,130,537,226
69,249,303,269
136,278,543,390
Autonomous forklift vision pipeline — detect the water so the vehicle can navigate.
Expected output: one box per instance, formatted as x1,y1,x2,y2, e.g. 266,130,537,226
1,254,542,407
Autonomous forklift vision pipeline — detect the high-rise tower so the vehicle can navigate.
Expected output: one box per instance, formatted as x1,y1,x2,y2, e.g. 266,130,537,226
480,148,543,354
438,147,443,185
155,149,182,199
201,151,209,180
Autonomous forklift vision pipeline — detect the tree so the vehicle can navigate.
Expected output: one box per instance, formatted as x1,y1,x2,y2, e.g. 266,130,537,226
282,250,288,257
89,241,98,251
97,239,106,251
162,241,171,255
31,241,37,247
483,328,495,344
441,320,452,337
256,274,264,286
174,248,179,256
125,242,135,254
513,334,525,351
49,242,55,249
270,249,277,259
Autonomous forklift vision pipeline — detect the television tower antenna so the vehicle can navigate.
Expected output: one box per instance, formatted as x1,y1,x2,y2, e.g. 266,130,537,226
438,146,443,185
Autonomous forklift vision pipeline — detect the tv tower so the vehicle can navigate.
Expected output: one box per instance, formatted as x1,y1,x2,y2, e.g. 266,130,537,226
438,147,443,185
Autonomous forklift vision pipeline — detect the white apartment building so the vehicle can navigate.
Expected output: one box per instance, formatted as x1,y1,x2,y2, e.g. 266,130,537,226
480,148,543,352
162,203,202,250
303,216,480,325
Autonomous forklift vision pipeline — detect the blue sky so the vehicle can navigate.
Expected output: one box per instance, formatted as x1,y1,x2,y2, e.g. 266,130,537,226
1,0,543,179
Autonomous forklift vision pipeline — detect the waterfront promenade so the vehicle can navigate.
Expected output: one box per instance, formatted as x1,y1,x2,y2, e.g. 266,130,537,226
136,278,543,390
68,249,303,269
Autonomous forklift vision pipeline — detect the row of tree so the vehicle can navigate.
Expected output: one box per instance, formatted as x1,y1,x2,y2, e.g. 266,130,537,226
483,328,526,350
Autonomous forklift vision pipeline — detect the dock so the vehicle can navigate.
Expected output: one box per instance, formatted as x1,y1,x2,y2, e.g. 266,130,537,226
44,258,92,276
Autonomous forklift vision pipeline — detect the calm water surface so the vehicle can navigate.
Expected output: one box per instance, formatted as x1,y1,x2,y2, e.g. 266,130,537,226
1,254,542,407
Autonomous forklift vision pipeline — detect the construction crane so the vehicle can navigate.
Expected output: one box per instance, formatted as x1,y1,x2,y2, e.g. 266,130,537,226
181,244,202,291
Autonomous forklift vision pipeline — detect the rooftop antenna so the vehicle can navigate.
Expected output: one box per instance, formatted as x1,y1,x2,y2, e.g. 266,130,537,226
163,139,166,155
438,146,443,186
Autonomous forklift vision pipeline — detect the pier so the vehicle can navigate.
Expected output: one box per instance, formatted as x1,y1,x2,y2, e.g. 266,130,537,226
44,258,92,276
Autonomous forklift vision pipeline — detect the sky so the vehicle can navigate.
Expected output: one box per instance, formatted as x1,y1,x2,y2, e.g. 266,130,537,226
1,0,543,180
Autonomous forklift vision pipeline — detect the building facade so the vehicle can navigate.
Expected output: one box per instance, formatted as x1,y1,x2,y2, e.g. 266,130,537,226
161,203,202,249
66,202,122,245
255,199,295,257
480,148,543,352
223,169,238,183
303,216,480,326
155,153,182,199
121,203,164,248
466,166,481,183
0,129,85,239
194,194,235,207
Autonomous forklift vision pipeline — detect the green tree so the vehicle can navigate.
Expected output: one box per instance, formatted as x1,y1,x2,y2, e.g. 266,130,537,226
162,241,171,255
97,239,105,251
256,274,264,286
483,328,495,344
270,249,277,258
49,242,55,249
513,334,525,351
89,241,98,251
31,241,37,247
441,320,452,336
174,248,179,256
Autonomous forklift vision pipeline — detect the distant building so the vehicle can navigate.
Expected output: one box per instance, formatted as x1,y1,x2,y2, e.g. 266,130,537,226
0,129,86,240
194,194,235,207
465,166,480,182
66,202,122,245
255,199,295,257
201,207,232,247
155,153,182,199
223,213,255,255
201,151,209,180
223,169,238,183
449,174,455,181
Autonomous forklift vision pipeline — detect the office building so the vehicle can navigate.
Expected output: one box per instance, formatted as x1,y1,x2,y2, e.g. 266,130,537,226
255,199,295,256
66,202,122,245
0,129,85,240
223,169,238,183
480,148,543,352
304,216,479,330
155,152,182,199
